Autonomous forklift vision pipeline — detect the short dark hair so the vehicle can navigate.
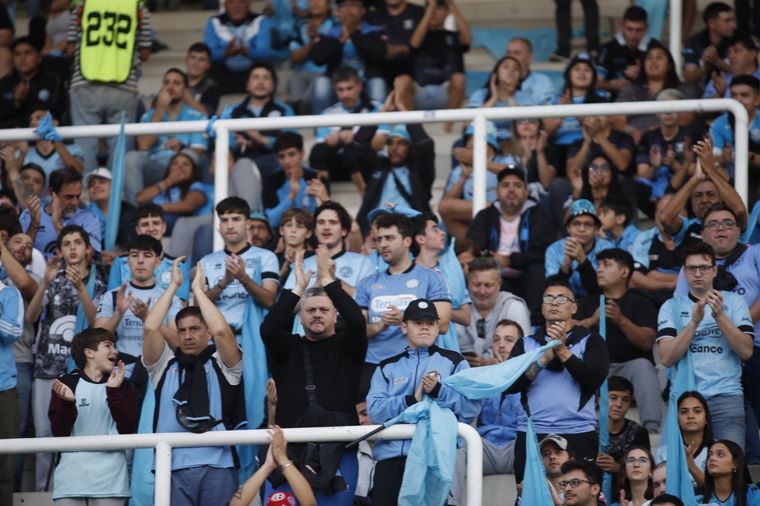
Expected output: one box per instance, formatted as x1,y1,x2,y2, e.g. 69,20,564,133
623,5,648,22
58,224,90,248
12,36,40,52
374,213,413,239
411,213,440,255
215,196,250,218
164,67,189,87
273,131,304,153
651,495,685,506
175,306,205,327
495,318,524,338
0,188,17,207
597,248,635,280
703,202,738,223
49,168,82,194
467,256,500,274
187,41,211,58
727,34,758,53
703,2,733,24
70,328,117,370
730,73,760,92
136,203,166,222
315,201,352,232
544,275,574,295
128,234,163,257
454,238,481,258
600,194,634,226
560,460,603,486
19,163,46,185
607,375,634,396
250,60,278,89
682,241,716,266
0,206,21,236
332,65,361,83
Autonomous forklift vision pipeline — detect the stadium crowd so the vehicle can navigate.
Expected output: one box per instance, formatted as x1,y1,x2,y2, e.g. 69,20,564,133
1,0,760,505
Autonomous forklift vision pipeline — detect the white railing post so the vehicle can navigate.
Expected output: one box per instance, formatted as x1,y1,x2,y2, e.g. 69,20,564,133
459,423,484,506
154,440,173,505
733,107,750,206
213,125,230,251
471,114,488,216
670,0,683,78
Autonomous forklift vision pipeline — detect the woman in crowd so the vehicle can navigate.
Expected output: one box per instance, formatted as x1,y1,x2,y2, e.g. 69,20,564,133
612,447,655,506
135,149,207,234
700,440,760,506
570,154,630,210
656,391,714,489
502,117,558,193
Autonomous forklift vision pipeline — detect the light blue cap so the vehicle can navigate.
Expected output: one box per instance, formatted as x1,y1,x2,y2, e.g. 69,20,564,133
387,124,411,142
566,198,601,226
464,120,499,149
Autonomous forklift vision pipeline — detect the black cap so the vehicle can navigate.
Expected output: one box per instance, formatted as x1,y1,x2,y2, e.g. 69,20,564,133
403,299,439,321
496,165,526,183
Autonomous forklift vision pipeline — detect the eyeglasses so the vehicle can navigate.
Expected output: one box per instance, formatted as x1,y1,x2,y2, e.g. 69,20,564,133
558,479,596,489
476,318,486,338
569,220,596,230
625,456,651,465
684,264,714,274
589,162,611,172
542,294,575,305
704,219,737,230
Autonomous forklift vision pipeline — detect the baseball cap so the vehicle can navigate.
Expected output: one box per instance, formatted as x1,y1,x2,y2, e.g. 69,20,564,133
539,434,568,451
387,124,411,143
403,299,439,321
84,168,113,186
496,164,526,183
565,198,601,227
464,120,499,150
265,491,297,506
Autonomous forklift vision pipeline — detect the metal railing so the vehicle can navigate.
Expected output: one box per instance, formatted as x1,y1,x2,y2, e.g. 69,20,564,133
0,98,747,250
0,423,484,506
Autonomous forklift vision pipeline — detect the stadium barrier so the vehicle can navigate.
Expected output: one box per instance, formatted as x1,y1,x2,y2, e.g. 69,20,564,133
0,98,747,250
0,423,484,505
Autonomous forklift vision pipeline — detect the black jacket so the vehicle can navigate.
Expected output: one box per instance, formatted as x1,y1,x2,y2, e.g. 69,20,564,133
467,201,556,271
260,280,367,428
310,25,387,78
355,123,435,233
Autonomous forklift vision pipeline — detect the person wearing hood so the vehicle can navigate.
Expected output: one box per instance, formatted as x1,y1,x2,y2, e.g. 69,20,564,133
507,276,610,482
467,167,555,325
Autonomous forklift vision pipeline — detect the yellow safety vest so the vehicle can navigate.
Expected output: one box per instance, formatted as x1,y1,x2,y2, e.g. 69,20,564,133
79,0,140,84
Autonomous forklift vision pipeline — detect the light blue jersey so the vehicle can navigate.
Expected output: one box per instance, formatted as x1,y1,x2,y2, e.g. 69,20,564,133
355,263,451,364
674,244,760,346
22,143,85,178
657,292,754,398
0,281,24,391
108,255,191,302
96,282,183,377
20,207,102,258
378,166,413,208
200,245,279,332
696,484,760,506
284,250,373,290
139,105,208,168
607,223,639,252
710,111,760,178
545,237,615,297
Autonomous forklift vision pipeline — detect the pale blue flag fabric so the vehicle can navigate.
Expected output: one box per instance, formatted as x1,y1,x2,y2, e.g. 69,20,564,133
129,388,156,506
105,113,127,250
598,295,613,501
521,417,554,506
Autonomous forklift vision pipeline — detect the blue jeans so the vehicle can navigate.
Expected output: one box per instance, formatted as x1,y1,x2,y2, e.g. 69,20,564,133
707,394,746,449
170,466,238,506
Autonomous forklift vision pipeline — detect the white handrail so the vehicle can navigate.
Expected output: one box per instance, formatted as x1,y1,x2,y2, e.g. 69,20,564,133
0,424,483,506
670,0,683,77
0,99,747,250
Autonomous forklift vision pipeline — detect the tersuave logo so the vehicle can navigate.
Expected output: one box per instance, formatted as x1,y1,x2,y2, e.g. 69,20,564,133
370,294,418,314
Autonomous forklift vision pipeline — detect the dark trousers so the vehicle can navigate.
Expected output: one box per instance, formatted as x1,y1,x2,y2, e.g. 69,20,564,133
735,0,760,37
513,429,598,482
211,63,250,95
554,0,600,56
309,142,376,182
0,388,19,506
372,457,407,506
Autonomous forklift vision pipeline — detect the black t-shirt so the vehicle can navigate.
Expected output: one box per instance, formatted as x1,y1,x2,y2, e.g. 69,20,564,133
368,3,423,77
597,37,661,82
576,290,657,363
607,418,651,462
189,74,221,116
567,130,636,173
0,70,63,128
412,29,468,86
636,124,707,167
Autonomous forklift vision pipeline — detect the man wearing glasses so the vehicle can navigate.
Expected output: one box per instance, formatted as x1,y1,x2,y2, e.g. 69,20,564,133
673,203,760,454
658,241,754,448
558,460,603,506
507,277,609,482
545,198,615,297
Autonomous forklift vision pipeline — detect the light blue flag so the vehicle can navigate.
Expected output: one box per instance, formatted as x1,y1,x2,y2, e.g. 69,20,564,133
521,417,554,506
105,113,127,251
440,340,560,399
662,296,698,504
436,238,466,352
238,257,268,480
129,387,156,506
383,397,459,506
598,295,613,502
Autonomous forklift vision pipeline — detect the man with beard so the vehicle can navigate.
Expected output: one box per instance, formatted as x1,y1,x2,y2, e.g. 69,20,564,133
660,137,747,250
284,201,371,296
261,245,367,505
200,197,278,339
507,277,609,482
467,167,555,323
354,213,451,389
124,68,208,205
19,168,101,258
